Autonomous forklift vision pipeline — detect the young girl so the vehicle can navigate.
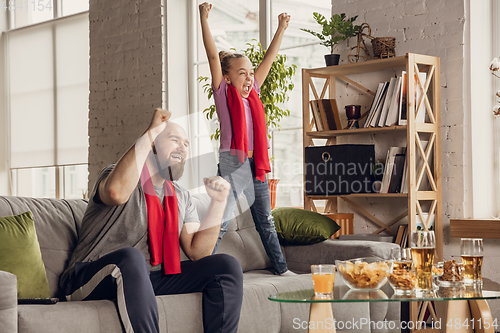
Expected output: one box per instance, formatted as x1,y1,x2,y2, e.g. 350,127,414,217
199,2,295,276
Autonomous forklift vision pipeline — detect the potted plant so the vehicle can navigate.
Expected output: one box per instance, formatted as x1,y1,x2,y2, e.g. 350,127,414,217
301,12,360,66
198,40,296,207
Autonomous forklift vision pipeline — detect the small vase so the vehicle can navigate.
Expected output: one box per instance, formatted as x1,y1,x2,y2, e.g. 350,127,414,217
267,179,280,210
325,54,340,66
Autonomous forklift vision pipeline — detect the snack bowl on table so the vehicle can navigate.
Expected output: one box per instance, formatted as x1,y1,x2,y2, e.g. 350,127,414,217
388,263,416,295
336,257,390,290
437,260,464,287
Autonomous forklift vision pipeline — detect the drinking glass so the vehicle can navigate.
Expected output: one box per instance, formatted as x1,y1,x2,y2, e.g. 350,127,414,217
410,230,435,290
460,238,483,285
311,264,336,299
391,248,412,263
389,248,415,294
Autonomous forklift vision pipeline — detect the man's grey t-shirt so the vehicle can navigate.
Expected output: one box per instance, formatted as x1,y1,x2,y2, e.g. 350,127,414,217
60,164,199,290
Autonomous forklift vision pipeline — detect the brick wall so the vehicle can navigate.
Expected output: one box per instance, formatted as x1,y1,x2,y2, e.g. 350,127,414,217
88,0,163,188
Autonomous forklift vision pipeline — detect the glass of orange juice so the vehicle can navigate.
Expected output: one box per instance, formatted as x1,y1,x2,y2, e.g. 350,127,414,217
311,264,336,299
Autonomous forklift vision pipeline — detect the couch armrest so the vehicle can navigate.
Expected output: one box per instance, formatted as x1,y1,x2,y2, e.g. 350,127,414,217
282,239,399,273
0,270,18,333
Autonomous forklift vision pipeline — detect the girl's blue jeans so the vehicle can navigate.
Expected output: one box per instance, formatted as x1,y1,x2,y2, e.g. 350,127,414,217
213,151,288,274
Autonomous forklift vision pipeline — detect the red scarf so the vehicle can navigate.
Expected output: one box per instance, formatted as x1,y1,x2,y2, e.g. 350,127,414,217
227,83,270,182
141,164,181,275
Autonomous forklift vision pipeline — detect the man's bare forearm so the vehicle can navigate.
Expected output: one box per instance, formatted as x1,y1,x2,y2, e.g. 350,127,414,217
189,200,226,260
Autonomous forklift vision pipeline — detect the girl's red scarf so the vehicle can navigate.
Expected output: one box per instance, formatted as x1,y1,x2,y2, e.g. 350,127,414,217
141,164,181,275
227,83,270,182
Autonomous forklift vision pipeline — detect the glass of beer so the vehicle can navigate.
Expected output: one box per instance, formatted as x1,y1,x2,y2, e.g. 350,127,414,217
391,248,412,265
311,264,336,299
460,238,483,285
410,230,435,290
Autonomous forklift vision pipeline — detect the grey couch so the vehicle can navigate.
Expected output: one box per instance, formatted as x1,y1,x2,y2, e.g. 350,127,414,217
0,193,400,333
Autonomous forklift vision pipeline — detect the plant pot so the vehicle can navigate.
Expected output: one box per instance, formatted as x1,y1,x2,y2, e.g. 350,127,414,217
267,178,280,210
325,54,340,66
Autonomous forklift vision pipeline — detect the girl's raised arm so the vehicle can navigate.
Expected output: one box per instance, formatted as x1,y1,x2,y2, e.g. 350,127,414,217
199,2,223,90
254,13,290,88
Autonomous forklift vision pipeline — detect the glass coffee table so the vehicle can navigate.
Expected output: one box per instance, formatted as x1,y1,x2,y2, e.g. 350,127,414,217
269,275,500,333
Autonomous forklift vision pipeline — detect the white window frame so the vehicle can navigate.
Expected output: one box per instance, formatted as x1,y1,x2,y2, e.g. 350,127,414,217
187,0,327,196
3,5,89,198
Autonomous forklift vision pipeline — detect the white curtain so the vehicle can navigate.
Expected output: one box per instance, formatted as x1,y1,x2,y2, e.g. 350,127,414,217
8,13,89,169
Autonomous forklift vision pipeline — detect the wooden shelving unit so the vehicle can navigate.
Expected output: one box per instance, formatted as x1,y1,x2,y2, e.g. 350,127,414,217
302,53,443,260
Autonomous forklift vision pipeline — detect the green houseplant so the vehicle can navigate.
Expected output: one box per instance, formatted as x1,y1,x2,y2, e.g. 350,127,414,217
198,40,296,140
301,12,360,66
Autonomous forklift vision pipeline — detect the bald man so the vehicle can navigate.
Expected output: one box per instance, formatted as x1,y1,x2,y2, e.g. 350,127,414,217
60,109,243,333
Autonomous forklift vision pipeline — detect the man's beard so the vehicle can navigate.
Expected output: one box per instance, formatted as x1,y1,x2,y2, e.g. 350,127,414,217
158,162,184,181
154,154,185,181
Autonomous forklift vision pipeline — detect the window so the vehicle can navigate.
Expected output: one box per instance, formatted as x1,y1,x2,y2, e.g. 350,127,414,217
61,0,88,16
270,0,331,207
194,0,261,186
8,0,89,29
194,0,331,206
5,3,89,198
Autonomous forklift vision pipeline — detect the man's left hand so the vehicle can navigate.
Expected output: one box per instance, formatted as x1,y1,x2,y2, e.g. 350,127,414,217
204,176,230,203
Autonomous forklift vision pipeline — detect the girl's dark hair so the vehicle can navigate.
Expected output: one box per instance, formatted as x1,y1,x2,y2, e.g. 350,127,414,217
219,51,248,76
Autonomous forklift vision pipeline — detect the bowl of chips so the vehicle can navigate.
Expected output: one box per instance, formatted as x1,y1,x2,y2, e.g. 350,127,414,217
336,257,390,290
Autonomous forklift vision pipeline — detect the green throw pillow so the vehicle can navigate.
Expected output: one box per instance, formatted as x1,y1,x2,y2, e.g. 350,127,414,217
272,207,341,245
0,211,50,299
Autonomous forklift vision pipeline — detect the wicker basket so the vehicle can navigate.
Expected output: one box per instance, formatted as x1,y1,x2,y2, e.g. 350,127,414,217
372,37,396,58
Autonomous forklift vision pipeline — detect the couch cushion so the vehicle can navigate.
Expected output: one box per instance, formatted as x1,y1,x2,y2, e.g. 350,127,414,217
18,300,123,333
191,193,272,272
0,197,87,298
0,211,50,299
272,207,341,245
0,270,18,333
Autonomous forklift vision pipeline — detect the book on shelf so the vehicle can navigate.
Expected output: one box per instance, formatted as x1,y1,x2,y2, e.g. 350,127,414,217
362,70,428,128
400,153,408,193
369,82,389,127
394,223,408,246
380,146,406,193
317,99,342,131
317,99,330,131
385,76,403,126
401,224,409,248
379,150,391,193
398,71,427,125
310,100,324,131
400,140,430,193
377,77,398,127
364,82,387,128
388,149,406,193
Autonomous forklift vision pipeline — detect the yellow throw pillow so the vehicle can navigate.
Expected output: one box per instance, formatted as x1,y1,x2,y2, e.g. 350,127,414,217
272,207,341,245
0,211,50,299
